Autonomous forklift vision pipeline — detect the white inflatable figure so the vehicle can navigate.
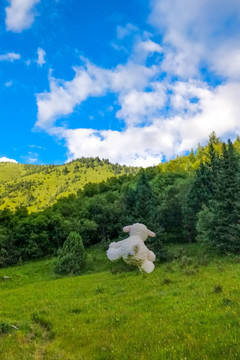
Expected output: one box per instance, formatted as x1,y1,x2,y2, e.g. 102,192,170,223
107,223,156,273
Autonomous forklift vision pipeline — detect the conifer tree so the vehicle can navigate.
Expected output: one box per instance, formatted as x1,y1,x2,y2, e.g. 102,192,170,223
183,162,212,242
121,187,136,225
134,172,166,259
189,149,196,163
54,231,87,275
134,172,154,225
197,140,240,253
183,134,221,242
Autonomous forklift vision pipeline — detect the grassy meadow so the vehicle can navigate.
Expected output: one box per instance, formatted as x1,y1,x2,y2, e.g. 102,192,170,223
1,244,240,360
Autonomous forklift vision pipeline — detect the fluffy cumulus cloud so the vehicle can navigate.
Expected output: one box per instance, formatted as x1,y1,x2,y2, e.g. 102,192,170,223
36,56,159,130
51,81,240,167
36,0,240,166
0,156,18,163
149,0,240,79
54,127,166,167
5,0,40,32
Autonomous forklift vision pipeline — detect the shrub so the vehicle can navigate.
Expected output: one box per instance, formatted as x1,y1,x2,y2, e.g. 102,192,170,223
0,322,11,335
54,232,87,275
213,284,223,293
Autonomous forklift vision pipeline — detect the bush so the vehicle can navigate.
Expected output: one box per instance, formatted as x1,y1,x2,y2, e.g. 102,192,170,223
54,232,87,275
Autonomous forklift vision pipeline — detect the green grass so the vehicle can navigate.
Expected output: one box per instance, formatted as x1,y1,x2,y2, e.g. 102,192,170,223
1,244,240,359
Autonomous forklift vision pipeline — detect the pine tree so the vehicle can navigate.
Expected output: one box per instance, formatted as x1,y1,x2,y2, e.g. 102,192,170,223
183,162,212,242
189,149,196,163
197,140,240,253
54,231,87,275
121,187,136,225
183,135,221,242
121,172,167,261
134,172,154,226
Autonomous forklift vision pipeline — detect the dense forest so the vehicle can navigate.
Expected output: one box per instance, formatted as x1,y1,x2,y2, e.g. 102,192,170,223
1,132,240,268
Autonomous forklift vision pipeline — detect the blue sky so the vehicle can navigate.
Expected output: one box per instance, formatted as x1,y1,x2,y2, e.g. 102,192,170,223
1,0,240,166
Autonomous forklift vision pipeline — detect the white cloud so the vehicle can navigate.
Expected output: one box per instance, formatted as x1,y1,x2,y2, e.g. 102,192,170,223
117,23,138,39
36,47,46,66
149,0,240,79
116,83,167,126
47,79,240,167
36,60,158,130
0,52,20,62
57,127,164,167
35,1,240,166
131,39,163,63
0,156,18,163
5,0,40,32
134,39,162,56
175,82,240,152
36,65,110,129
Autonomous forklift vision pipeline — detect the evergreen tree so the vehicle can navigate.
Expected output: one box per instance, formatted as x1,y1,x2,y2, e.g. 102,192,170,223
197,140,240,253
133,172,167,260
54,231,87,275
121,187,136,225
189,149,196,163
134,172,155,226
183,162,212,242
159,182,185,243
183,134,221,242
196,143,204,159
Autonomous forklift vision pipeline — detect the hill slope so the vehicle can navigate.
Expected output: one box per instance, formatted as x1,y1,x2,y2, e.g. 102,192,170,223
0,158,138,212
1,133,240,213
0,245,240,360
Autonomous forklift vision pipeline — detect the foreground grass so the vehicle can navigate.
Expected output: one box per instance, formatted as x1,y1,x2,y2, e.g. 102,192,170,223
1,245,240,359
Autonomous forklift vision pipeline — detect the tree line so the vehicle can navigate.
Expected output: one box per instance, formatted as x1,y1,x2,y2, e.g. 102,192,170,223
1,134,240,268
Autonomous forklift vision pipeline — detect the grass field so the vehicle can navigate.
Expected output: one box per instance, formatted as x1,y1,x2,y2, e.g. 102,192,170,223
1,244,240,360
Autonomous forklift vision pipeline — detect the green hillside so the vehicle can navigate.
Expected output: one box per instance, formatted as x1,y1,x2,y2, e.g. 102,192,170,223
1,244,240,360
0,158,138,212
1,133,240,214
1,134,240,359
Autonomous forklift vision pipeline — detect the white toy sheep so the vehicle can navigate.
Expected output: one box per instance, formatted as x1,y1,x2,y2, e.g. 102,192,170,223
107,223,156,273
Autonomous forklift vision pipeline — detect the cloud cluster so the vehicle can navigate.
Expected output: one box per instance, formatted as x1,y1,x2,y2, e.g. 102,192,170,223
35,0,240,166
149,0,240,79
50,80,240,167
36,53,159,130
5,0,40,32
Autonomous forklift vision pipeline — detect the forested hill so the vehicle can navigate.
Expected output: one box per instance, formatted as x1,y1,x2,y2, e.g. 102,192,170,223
1,133,240,268
1,133,240,213
0,157,138,212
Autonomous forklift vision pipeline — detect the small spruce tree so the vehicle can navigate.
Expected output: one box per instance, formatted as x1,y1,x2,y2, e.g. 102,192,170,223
54,231,87,275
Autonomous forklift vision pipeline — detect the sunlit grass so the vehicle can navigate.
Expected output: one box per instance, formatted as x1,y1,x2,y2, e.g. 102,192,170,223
0,160,136,212
1,245,240,359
